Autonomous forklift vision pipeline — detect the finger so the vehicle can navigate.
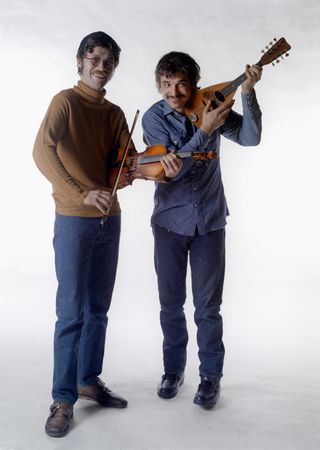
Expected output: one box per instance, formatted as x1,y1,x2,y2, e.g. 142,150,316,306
168,155,182,169
251,64,263,72
246,64,262,79
245,64,254,76
161,157,179,175
168,160,181,171
216,99,234,113
95,200,108,215
252,66,262,79
163,153,176,164
166,153,179,164
162,158,176,172
203,100,212,112
97,190,112,200
97,191,113,206
161,154,170,165
160,159,170,173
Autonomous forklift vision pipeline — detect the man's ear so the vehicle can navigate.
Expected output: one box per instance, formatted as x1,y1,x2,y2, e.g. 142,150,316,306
77,58,83,75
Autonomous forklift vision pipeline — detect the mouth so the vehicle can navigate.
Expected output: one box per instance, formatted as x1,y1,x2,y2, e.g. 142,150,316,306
168,95,185,102
91,72,107,81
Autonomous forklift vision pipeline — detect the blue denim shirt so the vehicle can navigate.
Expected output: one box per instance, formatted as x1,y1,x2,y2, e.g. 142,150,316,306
142,91,262,236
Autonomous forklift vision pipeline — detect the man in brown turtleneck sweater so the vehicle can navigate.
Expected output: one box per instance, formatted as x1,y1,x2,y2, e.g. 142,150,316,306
33,31,182,438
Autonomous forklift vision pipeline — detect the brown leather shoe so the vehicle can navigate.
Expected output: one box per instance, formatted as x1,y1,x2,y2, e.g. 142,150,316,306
78,377,128,408
45,401,73,437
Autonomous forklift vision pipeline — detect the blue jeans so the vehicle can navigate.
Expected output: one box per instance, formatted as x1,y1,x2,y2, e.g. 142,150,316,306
52,213,120,404
153,224,225,379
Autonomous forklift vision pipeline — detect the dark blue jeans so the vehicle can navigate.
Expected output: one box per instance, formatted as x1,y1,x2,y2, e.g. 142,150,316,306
52,213,120,404
153,224,225,379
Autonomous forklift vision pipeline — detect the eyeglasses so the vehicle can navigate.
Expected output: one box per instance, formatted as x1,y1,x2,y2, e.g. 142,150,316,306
84,55,115,70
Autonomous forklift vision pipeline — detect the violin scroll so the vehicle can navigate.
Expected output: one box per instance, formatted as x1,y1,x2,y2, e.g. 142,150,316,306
192,150,217,161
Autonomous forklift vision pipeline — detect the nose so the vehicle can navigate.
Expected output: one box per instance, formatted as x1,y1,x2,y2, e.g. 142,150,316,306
169,84,179,96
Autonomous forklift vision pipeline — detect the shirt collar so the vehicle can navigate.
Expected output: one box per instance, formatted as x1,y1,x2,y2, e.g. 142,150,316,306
73,80,106,104
162,100,186,120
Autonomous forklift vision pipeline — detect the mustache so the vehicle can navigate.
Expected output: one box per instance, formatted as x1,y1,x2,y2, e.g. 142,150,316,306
168,94,186,98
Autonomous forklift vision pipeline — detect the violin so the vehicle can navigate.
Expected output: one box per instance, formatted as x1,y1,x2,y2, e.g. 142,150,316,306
185,37,291,127
108,143,217,189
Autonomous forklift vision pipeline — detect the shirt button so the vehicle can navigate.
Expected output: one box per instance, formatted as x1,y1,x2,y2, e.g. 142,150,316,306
193,187,197,191
195,161,203,167
194,203,198,208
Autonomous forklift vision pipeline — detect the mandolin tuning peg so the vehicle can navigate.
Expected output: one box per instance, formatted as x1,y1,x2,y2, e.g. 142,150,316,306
272,62,275,66
269,41,273,45
265,45,269,49
285,53,289,57
276,59,280,63
261,49,265,54
274,37,277,41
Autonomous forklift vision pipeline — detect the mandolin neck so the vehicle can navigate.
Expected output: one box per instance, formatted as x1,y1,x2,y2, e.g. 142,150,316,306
220,61,262,97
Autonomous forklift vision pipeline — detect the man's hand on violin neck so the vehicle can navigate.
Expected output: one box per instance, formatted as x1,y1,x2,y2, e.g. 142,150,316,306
83,190,113,215
241,64,263,94
161,152,183,179
200,99,235,136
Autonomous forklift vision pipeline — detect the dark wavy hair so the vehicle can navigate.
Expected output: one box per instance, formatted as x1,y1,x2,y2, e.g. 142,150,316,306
76,31,121,70
155,51,201,91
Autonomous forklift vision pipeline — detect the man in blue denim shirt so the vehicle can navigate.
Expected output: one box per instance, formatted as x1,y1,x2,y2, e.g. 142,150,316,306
142,51,262,408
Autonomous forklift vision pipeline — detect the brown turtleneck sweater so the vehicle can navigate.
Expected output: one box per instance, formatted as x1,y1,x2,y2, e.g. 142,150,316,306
33,81,132,217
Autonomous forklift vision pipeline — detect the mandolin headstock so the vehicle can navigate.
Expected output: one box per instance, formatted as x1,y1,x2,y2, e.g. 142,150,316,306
259,37,291,66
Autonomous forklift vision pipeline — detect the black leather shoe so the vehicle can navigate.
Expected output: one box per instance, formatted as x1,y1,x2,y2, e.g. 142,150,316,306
78,377,128,408
45,401,73,437
157,373,184,399
193,376,221,409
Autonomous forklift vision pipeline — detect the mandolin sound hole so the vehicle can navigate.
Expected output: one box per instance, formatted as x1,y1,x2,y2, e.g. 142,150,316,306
215,90,225,102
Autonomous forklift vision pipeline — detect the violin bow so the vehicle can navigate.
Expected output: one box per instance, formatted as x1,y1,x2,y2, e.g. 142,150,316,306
111,109,140,196
101,109,140,225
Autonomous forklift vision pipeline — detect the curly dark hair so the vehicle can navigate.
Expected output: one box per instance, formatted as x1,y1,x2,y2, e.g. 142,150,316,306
76,31,121,71
155,51,201,91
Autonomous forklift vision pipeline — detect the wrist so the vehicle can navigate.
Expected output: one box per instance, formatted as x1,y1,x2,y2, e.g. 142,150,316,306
241,87,254,95
200,126,211,136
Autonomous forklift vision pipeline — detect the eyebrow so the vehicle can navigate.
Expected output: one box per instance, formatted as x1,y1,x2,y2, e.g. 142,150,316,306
88,53,114,60
161,78,188,84
96,55,113,59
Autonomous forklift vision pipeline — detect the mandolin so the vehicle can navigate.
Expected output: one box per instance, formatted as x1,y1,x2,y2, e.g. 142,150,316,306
185,37,291,127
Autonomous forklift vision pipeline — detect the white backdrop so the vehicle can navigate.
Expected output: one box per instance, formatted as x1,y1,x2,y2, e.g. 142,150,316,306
0,0,319,407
